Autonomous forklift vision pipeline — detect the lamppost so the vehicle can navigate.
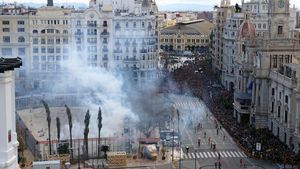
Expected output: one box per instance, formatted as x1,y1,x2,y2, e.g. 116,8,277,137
194,149,197,169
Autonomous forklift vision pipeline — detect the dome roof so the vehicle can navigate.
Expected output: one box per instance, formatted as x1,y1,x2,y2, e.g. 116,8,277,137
239,20,256,38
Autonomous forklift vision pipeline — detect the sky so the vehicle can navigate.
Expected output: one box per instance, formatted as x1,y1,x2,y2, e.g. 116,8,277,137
3,0,300,10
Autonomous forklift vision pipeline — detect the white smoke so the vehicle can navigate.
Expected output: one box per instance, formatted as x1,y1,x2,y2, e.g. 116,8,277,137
54,55,139,139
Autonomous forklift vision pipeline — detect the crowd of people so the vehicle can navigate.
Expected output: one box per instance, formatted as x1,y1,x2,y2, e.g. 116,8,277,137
168,58,300,166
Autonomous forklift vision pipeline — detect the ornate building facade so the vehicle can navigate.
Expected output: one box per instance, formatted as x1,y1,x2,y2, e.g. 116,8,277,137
212,0,300,152
0,0,159,91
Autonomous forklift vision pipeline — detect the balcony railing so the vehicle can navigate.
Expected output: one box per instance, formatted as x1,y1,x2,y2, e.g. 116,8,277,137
140,49,147,53
100,31,109,37
114,49,122,53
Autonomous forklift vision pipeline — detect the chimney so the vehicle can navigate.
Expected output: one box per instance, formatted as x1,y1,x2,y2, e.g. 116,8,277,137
47,0,53,6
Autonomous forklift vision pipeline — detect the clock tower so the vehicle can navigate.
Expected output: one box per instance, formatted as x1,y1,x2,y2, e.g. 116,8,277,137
268,0,290,39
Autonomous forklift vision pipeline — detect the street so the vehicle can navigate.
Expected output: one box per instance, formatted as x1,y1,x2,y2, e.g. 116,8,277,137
170,95,278,169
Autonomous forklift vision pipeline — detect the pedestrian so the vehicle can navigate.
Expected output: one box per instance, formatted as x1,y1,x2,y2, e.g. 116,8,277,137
198,139,201,147
214,162,217,169
208,137,211,143
211,142,213,149
223,135,225,141
217,129,219,135
218,161,221,169
186,146,189,154
240,158,243,167
204,132,206,138
218,152,220,160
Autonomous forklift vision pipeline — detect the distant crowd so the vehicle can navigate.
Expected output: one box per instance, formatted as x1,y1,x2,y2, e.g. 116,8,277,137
168,58,300,166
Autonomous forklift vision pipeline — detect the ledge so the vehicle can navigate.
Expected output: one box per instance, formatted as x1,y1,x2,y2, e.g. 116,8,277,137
0,57,22,73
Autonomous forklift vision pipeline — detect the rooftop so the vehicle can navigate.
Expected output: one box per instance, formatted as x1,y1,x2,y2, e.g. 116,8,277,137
0,57,22,73
161,19,213,35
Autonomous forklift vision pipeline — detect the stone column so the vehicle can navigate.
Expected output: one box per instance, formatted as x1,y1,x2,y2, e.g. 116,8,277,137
0,70,20,169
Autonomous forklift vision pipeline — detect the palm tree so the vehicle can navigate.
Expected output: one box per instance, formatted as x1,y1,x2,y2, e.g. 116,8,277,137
83,110,90,160
97,107,102,158
65,105,73,159
56,117,61,146
101,145,110,160
41,100,52,155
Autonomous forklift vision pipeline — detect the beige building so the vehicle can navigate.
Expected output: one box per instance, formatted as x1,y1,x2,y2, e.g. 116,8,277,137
160,20,213,53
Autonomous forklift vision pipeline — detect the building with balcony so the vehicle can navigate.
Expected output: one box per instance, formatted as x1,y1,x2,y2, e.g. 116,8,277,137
212,0,300,152
0,0,159,91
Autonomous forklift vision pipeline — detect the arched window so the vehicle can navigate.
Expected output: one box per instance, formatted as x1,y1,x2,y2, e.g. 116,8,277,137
18,36,25,43
33,30,38,34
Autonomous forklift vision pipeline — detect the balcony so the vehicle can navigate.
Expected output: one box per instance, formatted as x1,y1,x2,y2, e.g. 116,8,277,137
100,31,109,37
87,23,97,27
103,39,108,44
74,31,83,36
140,49,147,53
102,48,109,52
102,57,108,61
124,57,138,63
115,24,121,30
114,49,122,53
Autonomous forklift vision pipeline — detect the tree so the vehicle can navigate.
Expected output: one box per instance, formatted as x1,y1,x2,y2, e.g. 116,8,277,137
41,100,52,155
97,107,102,158
84,110,91,160
56,117,61,145
101,145,110,160
65,105,73,159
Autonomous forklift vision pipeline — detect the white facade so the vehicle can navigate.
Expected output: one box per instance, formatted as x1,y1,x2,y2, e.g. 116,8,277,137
0,0,159,90
0,70,19,169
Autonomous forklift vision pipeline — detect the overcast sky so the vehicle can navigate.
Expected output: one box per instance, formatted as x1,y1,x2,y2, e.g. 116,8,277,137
4,0,300,10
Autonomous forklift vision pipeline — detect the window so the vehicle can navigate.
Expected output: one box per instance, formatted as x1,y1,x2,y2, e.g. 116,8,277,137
271,102,274,112
284,110,288,123
18,48,25,56
277,106,281,118
41,38,46,44
8,130,11,143
18,36,25,43
63,30,68,34
33,38,39,44
56,55,61,61
41,47,46,53
285,95,288,103
56,38,61,44
63,38,68,44
33,30,38,34
3,36,10,43
47,47,54,53
33,55,39,62
47,38,54,44
48,55,54,62
278,26,283,35
3,28,9,32
18,20,25,25
56,47,61,53
18,28,25,32
33,48,39,53
2,20,9,25
2,48,12,56
41,55,46,61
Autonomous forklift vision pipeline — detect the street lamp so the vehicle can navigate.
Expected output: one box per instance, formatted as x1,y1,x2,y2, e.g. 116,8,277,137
194,149,197,169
